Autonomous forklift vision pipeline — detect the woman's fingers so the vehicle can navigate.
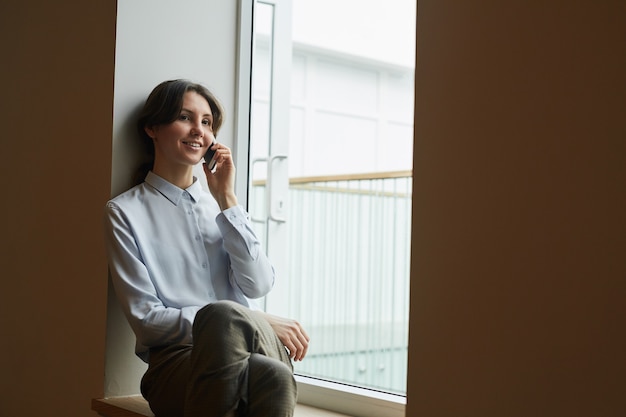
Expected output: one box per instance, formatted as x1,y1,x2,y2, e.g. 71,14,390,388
265,313,310,361
286,320,309,361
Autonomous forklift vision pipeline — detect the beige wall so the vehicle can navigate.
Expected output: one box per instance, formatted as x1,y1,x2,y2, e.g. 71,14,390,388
0,1,116,416
408,1,625,416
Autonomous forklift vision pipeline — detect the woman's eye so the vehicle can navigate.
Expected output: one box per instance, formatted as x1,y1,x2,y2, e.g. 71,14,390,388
179,114,190,121
202,119,212,126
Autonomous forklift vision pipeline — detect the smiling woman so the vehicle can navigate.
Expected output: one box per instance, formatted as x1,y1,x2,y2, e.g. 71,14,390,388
133,80,225,188
103,79,310,417
147,91,216,185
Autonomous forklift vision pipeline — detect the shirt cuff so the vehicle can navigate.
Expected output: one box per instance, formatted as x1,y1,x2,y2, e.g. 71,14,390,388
217,205,250,228
215,205,258,257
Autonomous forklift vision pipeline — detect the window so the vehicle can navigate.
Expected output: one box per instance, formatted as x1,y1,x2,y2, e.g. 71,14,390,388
238,0,416,415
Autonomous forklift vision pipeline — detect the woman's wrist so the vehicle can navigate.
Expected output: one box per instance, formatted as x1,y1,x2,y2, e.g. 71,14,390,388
217,193,238,211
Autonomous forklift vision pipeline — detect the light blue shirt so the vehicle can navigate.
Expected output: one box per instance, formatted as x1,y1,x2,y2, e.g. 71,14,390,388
103,171,275,361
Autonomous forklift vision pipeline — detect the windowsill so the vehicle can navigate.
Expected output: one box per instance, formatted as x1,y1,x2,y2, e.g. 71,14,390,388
91,396,352,417
295,375,406,417
91,377,407,417
296,403,351,417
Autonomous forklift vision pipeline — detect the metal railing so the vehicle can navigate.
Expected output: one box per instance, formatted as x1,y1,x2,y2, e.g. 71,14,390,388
254,171,412,395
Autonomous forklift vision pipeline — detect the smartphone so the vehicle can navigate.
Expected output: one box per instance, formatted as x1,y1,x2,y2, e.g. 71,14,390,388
204,142,218,170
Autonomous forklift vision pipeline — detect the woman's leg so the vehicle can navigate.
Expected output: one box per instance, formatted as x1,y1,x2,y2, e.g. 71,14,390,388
184,300,297,417
141,344,193,417
243,353,297,417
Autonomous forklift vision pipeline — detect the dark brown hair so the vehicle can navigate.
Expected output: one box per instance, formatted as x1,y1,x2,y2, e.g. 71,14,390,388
134,79,225,184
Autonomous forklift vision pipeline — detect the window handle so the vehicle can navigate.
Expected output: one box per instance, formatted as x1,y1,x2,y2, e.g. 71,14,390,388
268,154,288,223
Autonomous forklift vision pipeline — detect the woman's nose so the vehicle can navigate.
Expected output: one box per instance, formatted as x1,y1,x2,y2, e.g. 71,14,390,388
190,120,204,137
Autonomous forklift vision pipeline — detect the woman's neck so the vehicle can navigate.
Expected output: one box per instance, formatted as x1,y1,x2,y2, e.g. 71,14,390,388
152,162,195,189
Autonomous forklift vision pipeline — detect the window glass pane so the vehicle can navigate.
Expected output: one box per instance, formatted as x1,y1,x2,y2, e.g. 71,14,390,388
250,0,415,396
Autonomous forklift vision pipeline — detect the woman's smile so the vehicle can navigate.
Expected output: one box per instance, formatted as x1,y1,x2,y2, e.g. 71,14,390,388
182,140,204,150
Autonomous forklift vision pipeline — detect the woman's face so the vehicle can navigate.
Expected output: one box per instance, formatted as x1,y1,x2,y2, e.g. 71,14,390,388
146,91,215,168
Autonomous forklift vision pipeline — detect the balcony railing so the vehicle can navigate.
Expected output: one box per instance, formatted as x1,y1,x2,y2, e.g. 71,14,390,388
252,171,412,395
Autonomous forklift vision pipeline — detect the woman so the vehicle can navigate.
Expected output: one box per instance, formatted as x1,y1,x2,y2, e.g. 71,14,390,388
103,79,309,417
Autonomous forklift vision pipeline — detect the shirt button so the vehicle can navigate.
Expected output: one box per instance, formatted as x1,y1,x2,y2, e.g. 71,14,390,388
202,263,207,269
195,235,201,241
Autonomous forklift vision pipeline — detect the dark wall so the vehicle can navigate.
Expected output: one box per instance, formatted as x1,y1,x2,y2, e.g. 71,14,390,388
0,1,116,416
408,1,625,416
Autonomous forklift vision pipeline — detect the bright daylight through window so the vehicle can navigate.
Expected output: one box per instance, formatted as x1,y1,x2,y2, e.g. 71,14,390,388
246,0,415,398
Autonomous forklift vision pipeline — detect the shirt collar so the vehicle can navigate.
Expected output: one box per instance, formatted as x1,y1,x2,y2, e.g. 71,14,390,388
145,171,203,205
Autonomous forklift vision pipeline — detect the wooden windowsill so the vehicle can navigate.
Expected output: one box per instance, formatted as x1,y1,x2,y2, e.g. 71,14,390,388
92,397,152,417
92,396,350,417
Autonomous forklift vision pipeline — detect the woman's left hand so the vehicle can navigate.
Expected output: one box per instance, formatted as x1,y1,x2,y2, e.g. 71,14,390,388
262,312,310,361
203,142,238,210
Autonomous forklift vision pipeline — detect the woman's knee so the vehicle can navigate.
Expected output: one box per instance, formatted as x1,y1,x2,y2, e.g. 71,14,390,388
249,353,295,390
194,300,249,333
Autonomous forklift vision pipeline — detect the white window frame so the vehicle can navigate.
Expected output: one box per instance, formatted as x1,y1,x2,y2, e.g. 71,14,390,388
235,1,407,416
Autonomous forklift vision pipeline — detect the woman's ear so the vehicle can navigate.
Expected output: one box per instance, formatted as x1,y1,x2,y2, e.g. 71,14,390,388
145,125,157,140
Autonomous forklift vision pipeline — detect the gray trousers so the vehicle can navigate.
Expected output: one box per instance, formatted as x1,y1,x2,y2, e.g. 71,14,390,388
141,300,297,417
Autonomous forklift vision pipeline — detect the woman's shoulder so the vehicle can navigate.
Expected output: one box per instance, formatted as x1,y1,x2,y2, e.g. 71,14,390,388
105,182,152,211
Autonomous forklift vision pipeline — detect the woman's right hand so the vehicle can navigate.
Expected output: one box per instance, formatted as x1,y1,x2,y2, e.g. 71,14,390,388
203,142,238,210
